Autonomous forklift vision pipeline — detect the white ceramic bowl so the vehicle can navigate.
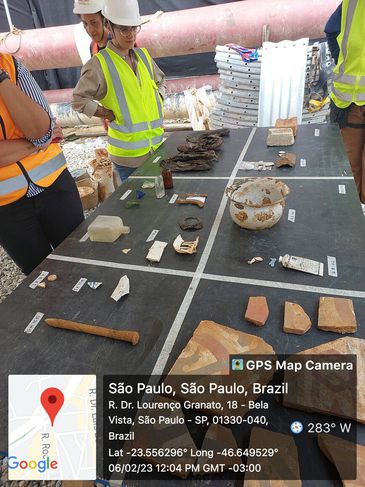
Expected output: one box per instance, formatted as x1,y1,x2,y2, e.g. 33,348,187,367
225,178,290,230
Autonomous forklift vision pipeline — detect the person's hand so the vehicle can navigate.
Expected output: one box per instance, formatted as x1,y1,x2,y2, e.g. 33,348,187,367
103,119,110,131
95,106,115,121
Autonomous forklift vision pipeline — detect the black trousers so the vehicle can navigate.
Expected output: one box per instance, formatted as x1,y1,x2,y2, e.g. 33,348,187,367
0,169,84,275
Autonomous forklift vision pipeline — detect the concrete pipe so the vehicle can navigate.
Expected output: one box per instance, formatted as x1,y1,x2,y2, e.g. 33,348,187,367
0,0,339,71
44,74,220,104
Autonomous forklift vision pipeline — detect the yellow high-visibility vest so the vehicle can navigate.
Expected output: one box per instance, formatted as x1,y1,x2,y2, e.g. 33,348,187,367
96,47,164,158
0,54,66,206
331,0,365,108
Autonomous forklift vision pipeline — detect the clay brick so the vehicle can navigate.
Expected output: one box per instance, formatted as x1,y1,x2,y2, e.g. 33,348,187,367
267,128,295,147
245,296,269,326
318,297,357,334
275,116,298,136
283,301,311,335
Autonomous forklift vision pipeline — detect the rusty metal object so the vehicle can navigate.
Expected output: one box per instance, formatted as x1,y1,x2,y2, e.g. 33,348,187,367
45,318,139,345
176,194,207,208
177,134,225,153
161,151,217,172
179,217,203,231
225,178,290,230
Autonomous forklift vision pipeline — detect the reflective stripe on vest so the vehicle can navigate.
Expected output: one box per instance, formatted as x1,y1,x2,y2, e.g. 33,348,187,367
108,134,164,151
99,49,163,135
0,152,66,196
135,48,164,124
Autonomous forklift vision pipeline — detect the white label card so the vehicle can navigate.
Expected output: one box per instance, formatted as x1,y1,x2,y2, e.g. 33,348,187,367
146,229,159,242
300,158,307,167
169,194,178,204
327,256,338,277
120,189,132,200
29,271,49,289
79,232,89,242
24,312,45,334
288,209,296,223
338,185,346,194
315,129,320,137
72,278,87,292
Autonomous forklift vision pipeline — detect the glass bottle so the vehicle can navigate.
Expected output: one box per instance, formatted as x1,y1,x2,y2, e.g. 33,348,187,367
155,175,165,198
162,169,174,189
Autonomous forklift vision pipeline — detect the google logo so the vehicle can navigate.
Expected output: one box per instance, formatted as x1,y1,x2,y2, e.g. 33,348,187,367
8,456,58,473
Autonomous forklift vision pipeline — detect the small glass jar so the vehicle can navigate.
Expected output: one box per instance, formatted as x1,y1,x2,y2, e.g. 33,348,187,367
162,169,174,189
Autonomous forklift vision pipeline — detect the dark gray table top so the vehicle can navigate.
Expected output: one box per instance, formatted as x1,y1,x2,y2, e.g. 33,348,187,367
1,124,364,486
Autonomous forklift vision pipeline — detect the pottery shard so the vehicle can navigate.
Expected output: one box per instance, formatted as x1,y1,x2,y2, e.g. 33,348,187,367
276,152,297,168
318,297,357,334
283,337,365,423
197,424,241,473
168,320,275,376
243,427,301,486
245,296,269,326
165,320,275,418
275,117,298,137
283,302,311,335
318,434,361,486
267,128,295,147
133,395,197,479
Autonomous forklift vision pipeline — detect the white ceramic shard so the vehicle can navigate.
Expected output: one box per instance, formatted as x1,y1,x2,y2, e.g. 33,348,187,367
173,235,199,254
111,276,130,302
146,241,168,263
87,282,102,290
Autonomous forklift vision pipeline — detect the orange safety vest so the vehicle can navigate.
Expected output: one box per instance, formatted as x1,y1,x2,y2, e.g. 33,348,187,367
0,54,67,206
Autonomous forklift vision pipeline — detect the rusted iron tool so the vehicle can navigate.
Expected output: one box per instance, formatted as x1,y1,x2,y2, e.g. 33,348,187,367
176,193,208,208
45,318,140,345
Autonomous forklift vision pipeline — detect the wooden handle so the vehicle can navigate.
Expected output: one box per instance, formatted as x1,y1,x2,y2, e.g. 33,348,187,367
45,318,139,345
176,199,205,208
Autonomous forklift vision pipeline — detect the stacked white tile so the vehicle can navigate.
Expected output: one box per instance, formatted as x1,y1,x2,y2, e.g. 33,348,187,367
210,44,331,129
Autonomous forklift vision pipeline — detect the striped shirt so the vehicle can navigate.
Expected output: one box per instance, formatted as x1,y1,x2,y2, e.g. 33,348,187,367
14,58,55,146
14,58,55,197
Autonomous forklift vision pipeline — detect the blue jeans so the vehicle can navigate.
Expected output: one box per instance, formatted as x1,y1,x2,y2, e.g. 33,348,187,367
113,164,136,182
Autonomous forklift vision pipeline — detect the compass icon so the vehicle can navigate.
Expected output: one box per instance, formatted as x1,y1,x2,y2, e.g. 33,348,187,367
290,421,303,434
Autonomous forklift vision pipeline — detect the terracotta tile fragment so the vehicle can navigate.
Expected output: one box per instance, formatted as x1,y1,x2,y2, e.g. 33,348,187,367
283,301,311,335
168,320,275,375
166,320,275,418
276,152,297,168
245,296,269,326
275,116,298,136
318,434,362,486
318,297,357,334
283,337,364,423
243,427,301,486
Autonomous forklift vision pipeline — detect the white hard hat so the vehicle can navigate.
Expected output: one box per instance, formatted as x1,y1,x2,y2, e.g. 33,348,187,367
102,0,141,26
73,0,104,15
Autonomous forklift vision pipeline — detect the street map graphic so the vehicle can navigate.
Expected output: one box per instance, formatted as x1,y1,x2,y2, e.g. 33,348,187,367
8,375,96,480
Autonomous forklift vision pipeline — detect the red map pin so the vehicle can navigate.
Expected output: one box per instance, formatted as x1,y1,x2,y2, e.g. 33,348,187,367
40,388,64,427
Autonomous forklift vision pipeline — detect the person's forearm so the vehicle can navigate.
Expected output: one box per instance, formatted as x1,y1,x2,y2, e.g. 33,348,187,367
0,139,37,167
0,75,51,139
